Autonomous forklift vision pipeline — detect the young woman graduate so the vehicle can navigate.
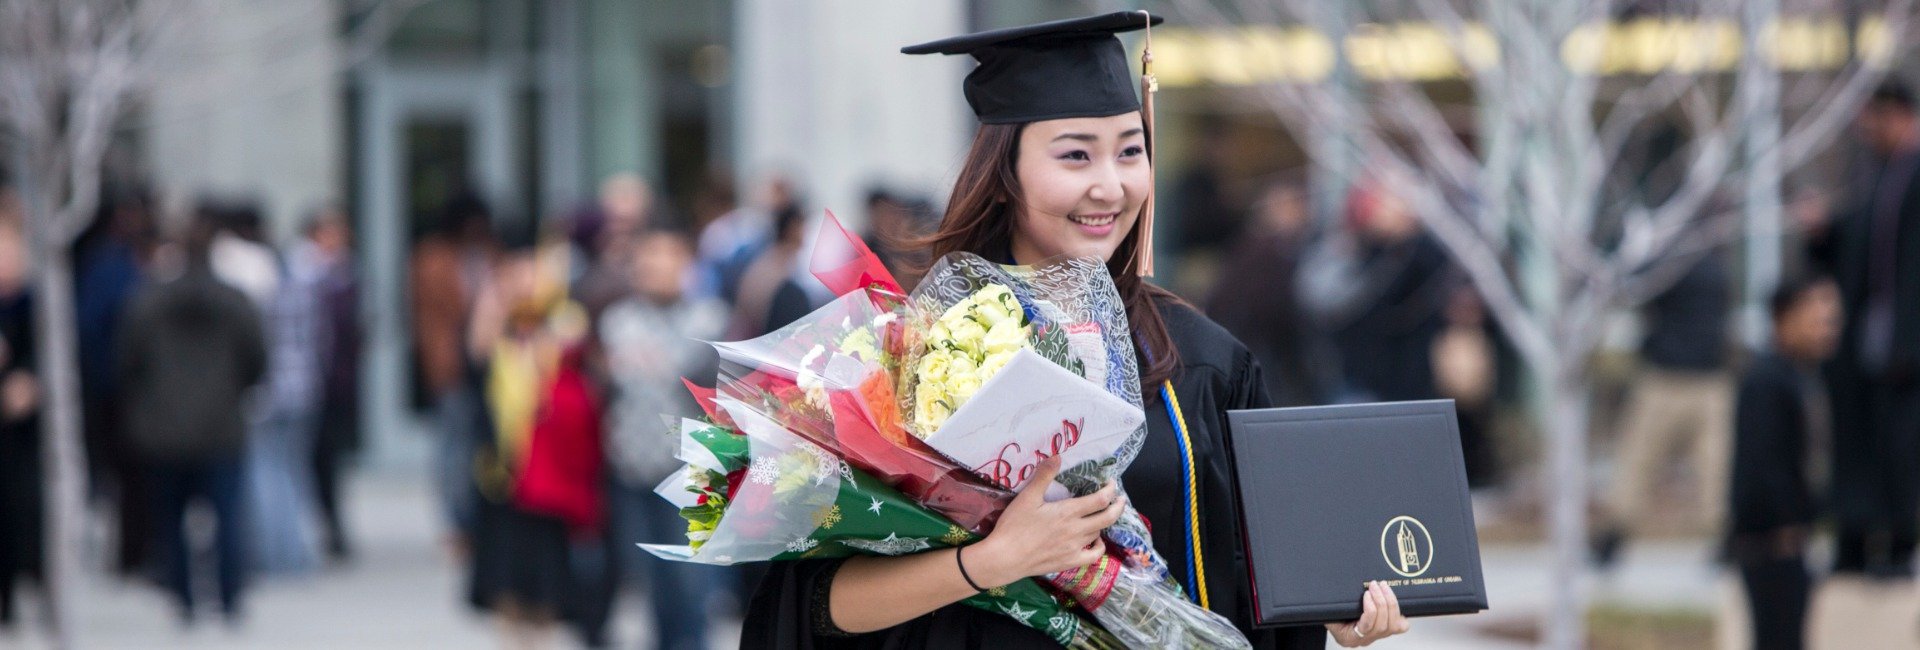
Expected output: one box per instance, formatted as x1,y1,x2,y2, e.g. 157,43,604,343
742,12,1412,649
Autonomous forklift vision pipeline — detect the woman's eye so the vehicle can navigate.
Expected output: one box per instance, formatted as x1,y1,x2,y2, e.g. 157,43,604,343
1120,145,1145,158
1059,150,1091,162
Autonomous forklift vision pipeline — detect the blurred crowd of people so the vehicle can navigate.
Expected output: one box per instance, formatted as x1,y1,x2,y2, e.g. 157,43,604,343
0,187,362,628
1588,82,1918,649
1185,81,1920,648
1197,170,1505,490
409,171,933,649
0,150,935,648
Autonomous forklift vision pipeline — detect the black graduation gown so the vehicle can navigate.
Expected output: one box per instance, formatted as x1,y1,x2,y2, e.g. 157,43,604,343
741,298,1327,648
1127,300,1329,649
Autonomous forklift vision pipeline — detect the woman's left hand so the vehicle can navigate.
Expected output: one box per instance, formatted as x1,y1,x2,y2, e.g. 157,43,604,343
1324,581,1411,647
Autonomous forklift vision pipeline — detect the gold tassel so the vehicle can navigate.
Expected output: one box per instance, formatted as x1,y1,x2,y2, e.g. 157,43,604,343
1136,10,1158,278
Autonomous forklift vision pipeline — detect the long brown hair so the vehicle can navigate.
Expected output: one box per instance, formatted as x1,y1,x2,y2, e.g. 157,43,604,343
921,122,1182,387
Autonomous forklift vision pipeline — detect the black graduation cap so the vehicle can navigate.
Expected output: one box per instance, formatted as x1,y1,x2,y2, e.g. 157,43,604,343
902,11,1163,125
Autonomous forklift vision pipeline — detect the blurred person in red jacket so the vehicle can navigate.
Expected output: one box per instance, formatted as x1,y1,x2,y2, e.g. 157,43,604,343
463,231,606,649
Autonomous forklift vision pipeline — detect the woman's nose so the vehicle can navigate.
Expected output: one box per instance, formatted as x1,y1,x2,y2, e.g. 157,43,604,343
1087,163,1123,204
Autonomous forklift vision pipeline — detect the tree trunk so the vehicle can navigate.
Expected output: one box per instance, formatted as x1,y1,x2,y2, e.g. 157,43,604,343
1541,366,1591,650
25,204,85,650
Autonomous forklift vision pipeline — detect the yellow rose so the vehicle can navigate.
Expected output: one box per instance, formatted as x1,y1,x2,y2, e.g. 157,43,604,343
934,298,976,334
913,282,1038,436
840,328,881,363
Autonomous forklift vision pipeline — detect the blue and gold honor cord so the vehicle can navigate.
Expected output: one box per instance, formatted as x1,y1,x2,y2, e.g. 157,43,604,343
1160,380,1210,609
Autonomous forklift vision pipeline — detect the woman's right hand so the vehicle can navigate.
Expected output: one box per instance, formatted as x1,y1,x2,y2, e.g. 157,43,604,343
964,456,1125,588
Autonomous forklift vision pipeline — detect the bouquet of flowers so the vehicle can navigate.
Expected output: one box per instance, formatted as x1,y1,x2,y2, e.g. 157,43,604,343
644,213,1250,648
646,404,1121,647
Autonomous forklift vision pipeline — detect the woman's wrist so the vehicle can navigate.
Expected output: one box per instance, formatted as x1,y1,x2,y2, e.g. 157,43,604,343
960,538,1021,589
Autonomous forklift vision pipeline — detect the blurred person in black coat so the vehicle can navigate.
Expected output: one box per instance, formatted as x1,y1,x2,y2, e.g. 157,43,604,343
863,187,935,291
1727,276,1842,650
72,190,153,576
1804,82,1920,577
0,217,41,629
1206,177,1335,407
741,203,816,336
1300,181,1451,404
119,209,268,624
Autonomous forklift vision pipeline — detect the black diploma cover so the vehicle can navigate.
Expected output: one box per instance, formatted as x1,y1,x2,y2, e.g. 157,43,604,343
1225,400,1489,626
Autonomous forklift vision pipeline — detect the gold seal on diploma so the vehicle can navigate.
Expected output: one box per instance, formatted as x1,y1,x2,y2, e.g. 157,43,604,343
1380,516,1434,578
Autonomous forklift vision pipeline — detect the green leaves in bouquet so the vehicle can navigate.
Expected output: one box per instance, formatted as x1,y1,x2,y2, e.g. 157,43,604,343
676,420,750,550
680,468,730,551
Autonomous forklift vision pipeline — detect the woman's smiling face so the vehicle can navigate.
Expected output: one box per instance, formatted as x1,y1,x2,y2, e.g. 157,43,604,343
1008,112,1150,265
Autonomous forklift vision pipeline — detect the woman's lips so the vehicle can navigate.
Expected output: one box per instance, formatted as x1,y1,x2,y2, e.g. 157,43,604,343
1069,211,1119,237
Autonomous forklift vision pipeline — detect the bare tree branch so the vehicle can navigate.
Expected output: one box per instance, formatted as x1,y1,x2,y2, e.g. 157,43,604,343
1775,3,1917,170
1172,2,1917,647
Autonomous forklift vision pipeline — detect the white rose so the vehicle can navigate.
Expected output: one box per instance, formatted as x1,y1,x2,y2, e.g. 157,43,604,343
947,318,987,350
915,388,953,435
982,318,1027,356
916,351,952,386
947,374,983,405
946,353,978,379
978,349,1016,379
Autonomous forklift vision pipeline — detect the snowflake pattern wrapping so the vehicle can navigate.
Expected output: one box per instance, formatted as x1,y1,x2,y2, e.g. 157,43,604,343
747,456,780,486
841,533,932,556
786,536,820,554
811,504,842,530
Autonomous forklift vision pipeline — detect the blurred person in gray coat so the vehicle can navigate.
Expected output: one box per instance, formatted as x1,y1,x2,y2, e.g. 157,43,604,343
598,227,729,649
293,206,361,563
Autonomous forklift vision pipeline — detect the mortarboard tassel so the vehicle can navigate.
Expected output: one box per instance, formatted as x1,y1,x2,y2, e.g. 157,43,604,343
1136,10,1159,278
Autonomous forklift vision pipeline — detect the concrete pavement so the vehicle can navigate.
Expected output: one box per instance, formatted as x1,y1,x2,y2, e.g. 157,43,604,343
14,470,1909,649
3,470,740,649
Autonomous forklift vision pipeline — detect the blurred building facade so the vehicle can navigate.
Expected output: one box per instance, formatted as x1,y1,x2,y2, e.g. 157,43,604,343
132,0,992,462
124,0,1910,463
